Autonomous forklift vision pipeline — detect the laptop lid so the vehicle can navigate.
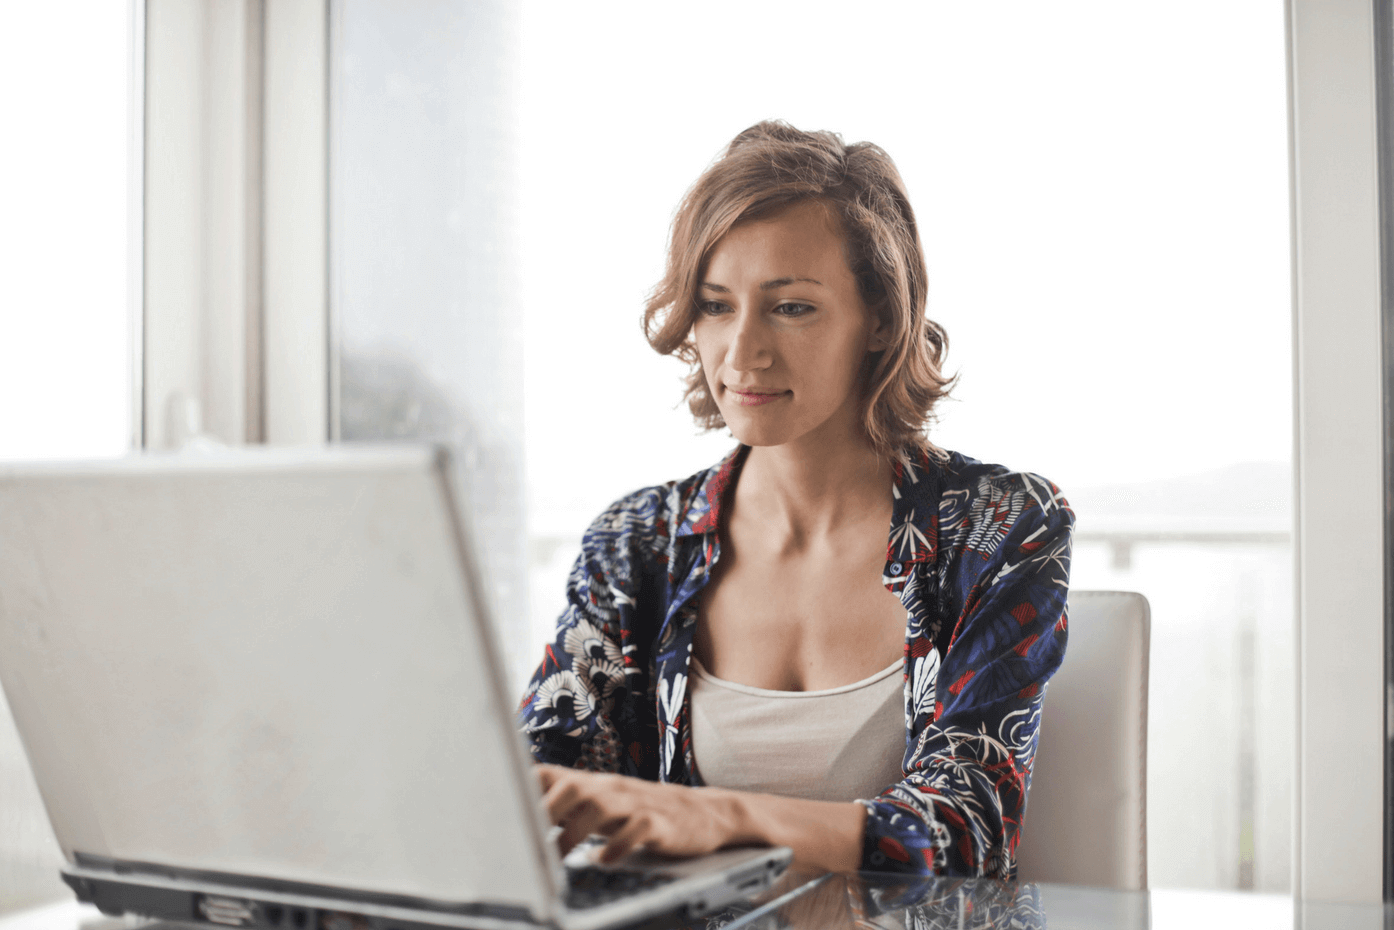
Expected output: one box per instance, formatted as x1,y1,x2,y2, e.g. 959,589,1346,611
0,446,560,919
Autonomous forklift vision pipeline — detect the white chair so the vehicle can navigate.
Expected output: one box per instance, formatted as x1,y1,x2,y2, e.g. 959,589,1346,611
1014,590,1150,890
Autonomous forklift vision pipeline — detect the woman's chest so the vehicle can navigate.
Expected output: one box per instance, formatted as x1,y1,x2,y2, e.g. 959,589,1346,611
692,542,909,692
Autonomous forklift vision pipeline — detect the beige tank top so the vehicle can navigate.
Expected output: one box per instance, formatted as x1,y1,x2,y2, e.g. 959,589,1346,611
688,656,906,803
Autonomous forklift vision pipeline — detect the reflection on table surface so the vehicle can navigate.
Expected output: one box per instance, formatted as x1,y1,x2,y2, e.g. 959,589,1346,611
700,869,1374,930
4,872,1392,930
713,870,1097,930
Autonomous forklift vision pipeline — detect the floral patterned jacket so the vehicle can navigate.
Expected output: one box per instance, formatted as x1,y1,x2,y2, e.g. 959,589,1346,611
517,445,1073,878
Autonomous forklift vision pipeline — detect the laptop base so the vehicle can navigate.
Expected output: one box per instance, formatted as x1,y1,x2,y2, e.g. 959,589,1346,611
63,845,791,930
64,857,540,930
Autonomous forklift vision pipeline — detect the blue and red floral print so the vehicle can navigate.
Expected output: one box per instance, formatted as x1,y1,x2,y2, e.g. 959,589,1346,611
518,445,1073,878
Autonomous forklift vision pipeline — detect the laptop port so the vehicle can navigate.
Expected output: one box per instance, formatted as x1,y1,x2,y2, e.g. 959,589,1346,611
291,909,309,929
198,895,257,926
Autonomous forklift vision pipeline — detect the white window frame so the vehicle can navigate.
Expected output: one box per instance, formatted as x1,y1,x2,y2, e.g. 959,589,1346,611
262,0,327,444
140,0,326,450
1287,0,1387,905
128,0,145,449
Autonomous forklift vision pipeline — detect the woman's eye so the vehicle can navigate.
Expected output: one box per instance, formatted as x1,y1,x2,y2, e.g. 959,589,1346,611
697,300,730,316
775,302,815,317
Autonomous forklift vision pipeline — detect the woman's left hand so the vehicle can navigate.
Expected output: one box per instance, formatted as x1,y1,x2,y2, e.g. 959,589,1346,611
537,764,747,864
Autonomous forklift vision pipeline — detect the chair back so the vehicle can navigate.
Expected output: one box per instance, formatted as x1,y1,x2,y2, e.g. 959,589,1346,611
1014,590,1150,890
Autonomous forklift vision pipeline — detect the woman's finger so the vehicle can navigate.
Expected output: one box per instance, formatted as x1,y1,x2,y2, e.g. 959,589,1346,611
543,776,587,826
555,795,602,855
536,764,565,792
599,810,657,864
550,777,628,853
556,795,631,856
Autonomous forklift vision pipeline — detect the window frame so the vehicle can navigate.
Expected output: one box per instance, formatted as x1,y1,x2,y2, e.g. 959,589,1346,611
1287,0,1388,905
141,0,327,450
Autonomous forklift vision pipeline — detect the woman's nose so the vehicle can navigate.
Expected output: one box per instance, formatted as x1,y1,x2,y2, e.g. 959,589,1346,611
726,309,772,372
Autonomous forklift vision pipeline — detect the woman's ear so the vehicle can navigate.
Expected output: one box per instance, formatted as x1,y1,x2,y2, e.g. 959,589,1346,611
866,306,893,352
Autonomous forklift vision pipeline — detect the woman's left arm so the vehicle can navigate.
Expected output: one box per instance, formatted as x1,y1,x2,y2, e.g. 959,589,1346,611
859,473,1074,878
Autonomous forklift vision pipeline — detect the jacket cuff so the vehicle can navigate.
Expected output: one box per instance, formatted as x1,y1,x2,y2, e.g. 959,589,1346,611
856,797,945,876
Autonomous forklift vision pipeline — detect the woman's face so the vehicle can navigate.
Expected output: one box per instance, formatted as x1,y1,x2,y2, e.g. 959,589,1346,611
693,199,885,452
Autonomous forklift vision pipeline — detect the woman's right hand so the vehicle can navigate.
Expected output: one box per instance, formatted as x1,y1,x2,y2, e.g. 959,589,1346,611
536,764,867,873
538,764,745,863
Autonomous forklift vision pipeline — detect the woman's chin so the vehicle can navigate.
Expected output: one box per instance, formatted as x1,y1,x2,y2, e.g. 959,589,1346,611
724,421,821,451
725,428,783,448
718,410,793,449
721,406,869,454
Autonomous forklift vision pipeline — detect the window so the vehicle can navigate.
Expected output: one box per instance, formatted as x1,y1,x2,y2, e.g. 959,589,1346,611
330,1,528,681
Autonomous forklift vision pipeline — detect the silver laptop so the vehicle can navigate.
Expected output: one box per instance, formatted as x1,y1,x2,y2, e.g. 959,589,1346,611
0,446,790,930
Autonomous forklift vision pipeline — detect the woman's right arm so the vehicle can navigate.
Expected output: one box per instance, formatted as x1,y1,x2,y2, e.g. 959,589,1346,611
517,492,663,776
536,763,868,870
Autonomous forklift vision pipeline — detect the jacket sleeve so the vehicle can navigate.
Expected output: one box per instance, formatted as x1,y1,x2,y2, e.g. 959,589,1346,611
858,474,1073,878
516,490,663,778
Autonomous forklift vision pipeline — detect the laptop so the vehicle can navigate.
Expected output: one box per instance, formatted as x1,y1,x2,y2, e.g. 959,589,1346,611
0,445,791,930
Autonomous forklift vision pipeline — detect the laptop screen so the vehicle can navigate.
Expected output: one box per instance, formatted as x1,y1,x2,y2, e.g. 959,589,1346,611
0,447,556,914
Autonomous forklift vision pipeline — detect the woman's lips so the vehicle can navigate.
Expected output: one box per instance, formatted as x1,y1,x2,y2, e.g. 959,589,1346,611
728,388,787,407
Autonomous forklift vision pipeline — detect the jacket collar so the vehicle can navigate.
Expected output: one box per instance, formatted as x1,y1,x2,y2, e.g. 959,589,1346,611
676,444,941,566
677,445,747,538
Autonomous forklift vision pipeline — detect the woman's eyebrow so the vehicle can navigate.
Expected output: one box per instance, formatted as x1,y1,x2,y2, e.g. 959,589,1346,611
760,276,825,290
699,277,825,293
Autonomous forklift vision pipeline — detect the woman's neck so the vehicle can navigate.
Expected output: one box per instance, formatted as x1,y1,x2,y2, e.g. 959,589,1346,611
735,437,893,541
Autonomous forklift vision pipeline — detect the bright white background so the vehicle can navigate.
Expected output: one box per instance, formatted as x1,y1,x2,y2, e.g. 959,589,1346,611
0,2,131,463
0,0,130,912
519,0,1291,531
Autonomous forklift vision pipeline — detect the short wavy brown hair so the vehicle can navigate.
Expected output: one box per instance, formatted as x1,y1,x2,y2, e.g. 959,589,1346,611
643,120,954,458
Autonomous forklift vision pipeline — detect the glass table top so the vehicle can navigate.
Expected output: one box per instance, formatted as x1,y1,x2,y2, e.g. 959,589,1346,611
696,869,1378,930
3,871,1391,930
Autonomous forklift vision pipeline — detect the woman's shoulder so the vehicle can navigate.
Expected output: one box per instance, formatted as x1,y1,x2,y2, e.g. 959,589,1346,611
907,447,1074,535
938,449,1067,498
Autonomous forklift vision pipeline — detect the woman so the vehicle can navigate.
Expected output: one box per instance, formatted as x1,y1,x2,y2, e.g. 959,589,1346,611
518,121,1072,879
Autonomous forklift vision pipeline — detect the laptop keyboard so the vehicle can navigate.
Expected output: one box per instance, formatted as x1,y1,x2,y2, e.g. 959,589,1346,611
564,865,678,910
